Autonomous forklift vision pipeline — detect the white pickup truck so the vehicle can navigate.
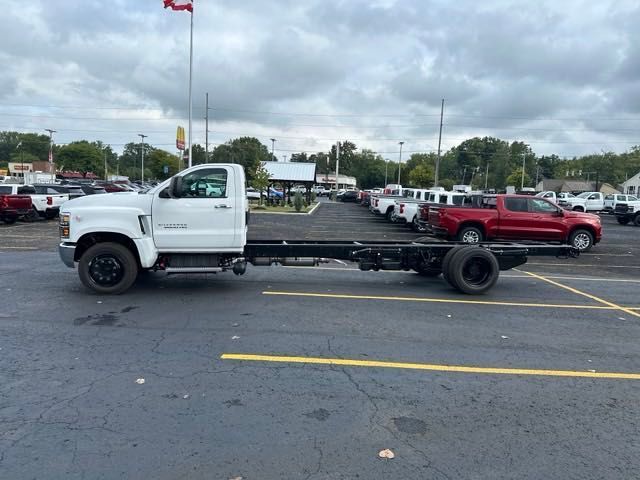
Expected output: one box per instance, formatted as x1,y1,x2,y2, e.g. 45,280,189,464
57,163,580,295
557,192,604,212
0,184,68,219
392,189,440,224
369,187,404,219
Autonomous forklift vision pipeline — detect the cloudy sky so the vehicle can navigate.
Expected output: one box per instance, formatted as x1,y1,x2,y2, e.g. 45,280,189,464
1,0,639,160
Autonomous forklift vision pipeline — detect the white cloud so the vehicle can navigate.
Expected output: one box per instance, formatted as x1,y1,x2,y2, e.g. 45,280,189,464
0,0,639,158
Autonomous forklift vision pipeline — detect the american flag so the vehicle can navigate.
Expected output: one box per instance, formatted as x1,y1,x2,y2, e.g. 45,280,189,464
163,0,193,12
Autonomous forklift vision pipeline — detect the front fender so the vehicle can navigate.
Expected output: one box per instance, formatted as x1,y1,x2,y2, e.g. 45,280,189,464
68,207,146,243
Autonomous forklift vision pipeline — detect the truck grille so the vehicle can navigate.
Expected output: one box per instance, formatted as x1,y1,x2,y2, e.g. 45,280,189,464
615,204,629,214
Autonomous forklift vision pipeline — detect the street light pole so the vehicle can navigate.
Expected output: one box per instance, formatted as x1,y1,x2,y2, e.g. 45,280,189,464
521,152,526,190
270,138,276,161
138,134,148,183
45,128,56,179
205,92,209,162
397,141,404,184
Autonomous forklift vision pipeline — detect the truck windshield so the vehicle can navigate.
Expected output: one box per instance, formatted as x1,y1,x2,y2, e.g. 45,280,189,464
576,192,591,198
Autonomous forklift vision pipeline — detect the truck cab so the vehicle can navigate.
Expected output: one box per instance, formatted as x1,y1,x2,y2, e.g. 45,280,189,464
59,164,248,293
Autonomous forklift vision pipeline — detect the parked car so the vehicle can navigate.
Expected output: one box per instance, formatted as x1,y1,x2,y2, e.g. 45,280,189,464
429,194,602,251
0,184,67,220
0,192,32,224
80,185,108,195
604,194,638,213
34,183,85,200
94,182,128,193
246,187,261,200
339,190,359,202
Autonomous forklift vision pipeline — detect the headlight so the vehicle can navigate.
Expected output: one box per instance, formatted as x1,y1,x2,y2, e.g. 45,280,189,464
59,213,70,239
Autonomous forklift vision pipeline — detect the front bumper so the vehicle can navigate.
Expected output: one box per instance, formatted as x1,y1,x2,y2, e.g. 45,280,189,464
59,242,76,268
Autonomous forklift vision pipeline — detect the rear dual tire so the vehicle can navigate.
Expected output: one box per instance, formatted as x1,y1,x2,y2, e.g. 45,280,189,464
439,246,499,295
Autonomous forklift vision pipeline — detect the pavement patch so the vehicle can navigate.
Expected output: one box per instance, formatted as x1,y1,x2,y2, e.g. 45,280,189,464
221,353,640,380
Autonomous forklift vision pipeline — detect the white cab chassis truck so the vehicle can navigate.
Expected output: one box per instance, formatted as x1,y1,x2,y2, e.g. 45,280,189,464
59,164,578,295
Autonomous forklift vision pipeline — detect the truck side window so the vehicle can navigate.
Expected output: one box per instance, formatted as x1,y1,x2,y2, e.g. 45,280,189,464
0,186,12,194
530,198,557,213
505,197,528,212
181,168,228,198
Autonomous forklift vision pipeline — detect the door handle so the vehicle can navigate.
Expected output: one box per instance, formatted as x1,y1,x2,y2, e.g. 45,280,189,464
214,204,232,209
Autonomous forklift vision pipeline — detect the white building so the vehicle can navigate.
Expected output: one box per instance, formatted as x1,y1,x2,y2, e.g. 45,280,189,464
621,172,640,195
315,173,357,189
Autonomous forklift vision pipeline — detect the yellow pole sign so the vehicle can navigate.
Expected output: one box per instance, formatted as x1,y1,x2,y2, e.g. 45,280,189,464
176,126,185,150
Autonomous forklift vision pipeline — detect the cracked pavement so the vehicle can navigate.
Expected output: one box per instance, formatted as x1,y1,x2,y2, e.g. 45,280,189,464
1,202,639,479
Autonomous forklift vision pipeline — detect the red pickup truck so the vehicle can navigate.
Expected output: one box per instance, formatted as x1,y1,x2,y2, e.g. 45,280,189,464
429,194,602,251
0,194,32,224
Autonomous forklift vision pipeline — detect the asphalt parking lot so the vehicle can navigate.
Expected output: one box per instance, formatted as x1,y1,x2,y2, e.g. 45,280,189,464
1,201,639,479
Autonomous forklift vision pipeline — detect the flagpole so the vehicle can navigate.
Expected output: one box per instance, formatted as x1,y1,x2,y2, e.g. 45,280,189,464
188,6,193,168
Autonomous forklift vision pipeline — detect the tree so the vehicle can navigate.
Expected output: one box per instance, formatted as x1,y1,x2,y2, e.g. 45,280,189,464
56,141,104,174
408,164,434,187
146,149,180,180
210,137,271,181
290,152,311,163
251,162,271,205
506,168,531,189
118,142,156,180
191,144,207,165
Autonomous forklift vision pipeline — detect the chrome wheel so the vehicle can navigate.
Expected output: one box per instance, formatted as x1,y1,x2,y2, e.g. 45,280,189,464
462,230,480,243
572,233,591,250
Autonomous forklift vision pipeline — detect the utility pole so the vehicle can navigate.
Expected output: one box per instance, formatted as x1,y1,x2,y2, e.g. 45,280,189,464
205,92,209,162
138,134,148,183
384,160,388,186
335,141,340,199
435,98,444,186
485,163,489,190
398,141,404,184
104,146,108,181
270,138,276,161
521,152,526,190
45,128,56,178
461,165,468,184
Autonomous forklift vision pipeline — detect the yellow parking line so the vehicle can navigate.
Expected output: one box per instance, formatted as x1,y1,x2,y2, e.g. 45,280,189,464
262,291,613,310
520,270,640,319
221,353,640,380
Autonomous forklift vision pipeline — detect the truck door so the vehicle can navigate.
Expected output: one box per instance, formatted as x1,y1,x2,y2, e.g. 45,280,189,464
498,197,532,239
585,193,603,211
152,166,238,251
527,198,563,240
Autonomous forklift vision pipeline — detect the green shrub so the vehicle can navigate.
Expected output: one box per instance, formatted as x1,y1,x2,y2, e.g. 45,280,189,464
294,191,304,212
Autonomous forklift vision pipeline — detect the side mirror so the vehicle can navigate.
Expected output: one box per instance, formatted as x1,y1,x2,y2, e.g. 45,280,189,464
555,209,564,217
168,176,183,198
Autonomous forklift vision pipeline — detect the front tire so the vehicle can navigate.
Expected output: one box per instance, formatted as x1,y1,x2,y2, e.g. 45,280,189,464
457,226,484,244
412,216,428,233
634,215,640,227
78,242,139,294
569,229,594,252
572,206,585,212
2,216,17,224
617,217,630,225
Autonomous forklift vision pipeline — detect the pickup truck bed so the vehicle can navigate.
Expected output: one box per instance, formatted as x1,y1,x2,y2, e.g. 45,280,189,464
0,194,32,223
